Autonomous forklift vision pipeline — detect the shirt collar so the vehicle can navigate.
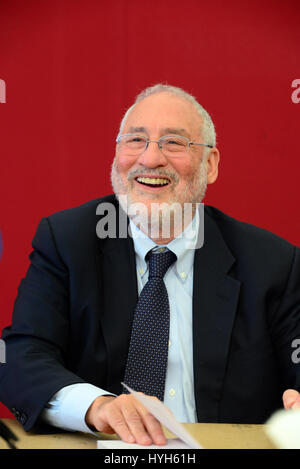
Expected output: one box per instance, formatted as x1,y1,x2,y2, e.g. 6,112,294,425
129,210,199,283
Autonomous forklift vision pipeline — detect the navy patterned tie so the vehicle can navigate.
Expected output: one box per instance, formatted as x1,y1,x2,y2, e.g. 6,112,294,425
123,248,177,401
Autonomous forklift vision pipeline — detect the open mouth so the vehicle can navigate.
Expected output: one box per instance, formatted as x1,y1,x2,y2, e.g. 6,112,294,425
135,176,170,188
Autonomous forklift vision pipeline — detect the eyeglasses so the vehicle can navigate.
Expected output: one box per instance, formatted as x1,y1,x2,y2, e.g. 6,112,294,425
116,134,213,158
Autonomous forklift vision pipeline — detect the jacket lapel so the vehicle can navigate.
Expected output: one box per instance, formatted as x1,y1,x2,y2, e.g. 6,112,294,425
193,209,241,422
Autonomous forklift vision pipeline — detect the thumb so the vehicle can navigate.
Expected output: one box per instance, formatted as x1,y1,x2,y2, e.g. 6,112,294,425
282,389,300,409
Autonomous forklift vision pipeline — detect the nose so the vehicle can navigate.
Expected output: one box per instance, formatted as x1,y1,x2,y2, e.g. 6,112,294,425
136,140,168,168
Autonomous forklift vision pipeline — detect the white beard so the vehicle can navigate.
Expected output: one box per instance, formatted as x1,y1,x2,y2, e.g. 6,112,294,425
110,157,208,240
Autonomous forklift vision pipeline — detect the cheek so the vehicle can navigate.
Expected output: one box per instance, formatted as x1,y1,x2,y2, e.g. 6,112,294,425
115,154,137,174
170,159,196,180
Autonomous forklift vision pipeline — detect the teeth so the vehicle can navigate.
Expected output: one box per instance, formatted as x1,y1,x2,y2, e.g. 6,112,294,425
136,177,169,186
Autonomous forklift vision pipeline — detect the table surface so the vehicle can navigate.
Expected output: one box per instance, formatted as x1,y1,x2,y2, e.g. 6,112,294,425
0,418,276,449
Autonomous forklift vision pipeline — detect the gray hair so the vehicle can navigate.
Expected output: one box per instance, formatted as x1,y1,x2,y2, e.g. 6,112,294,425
118,83,217,147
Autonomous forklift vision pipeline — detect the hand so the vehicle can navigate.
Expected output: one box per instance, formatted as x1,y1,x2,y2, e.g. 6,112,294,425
85,393,167,446
282,389,300,410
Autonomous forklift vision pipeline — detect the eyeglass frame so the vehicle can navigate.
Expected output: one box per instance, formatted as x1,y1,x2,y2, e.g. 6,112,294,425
116,133,213,157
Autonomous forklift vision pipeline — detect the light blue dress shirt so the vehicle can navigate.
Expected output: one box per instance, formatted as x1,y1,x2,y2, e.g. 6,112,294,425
42,214,199,433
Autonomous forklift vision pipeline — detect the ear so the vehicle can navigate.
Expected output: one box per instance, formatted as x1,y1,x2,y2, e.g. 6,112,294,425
206,148,220,185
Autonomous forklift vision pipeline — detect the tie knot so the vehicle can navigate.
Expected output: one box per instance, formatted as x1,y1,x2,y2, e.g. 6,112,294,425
148,248,177,279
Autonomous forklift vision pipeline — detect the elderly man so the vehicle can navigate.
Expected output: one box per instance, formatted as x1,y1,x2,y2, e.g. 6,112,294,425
0,84,299,446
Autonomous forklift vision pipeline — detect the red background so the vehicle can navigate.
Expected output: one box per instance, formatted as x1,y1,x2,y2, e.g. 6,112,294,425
0,0,299,418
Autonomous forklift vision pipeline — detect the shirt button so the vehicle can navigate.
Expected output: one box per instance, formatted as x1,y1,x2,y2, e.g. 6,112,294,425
169,388,176,397
139,268,145,275
180,272,186,279
168,340,171,349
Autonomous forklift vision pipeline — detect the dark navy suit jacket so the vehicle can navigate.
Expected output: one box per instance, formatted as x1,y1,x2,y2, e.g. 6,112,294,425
0,195,300,431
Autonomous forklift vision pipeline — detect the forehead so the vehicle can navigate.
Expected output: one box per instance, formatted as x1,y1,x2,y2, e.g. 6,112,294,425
123,92,202,137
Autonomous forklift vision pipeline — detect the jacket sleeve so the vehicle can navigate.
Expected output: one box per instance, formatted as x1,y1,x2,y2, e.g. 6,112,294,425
0,218,86,431
270,245,300,392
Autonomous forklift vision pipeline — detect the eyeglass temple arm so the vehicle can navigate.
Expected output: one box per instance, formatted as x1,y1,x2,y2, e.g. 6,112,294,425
189,142,213,148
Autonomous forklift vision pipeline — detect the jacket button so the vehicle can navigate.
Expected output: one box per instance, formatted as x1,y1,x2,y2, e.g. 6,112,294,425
19,413,27,425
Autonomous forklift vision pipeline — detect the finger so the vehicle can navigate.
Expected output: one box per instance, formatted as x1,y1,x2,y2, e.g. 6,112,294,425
122,400,152,445
138,408,167,445
282,389,300,409
131,393,168,444
121,396,166,446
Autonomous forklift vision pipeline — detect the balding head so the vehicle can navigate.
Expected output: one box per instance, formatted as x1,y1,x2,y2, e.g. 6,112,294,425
119,83,217,148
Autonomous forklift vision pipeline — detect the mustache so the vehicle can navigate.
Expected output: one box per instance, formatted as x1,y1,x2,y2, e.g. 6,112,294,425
127,168,179,184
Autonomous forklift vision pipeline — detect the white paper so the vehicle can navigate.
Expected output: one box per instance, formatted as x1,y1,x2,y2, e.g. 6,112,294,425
97,438,191,449
265,408,300,449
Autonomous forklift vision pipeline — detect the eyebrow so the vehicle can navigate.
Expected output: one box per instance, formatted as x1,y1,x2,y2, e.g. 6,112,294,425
127,126,191,138
163,128,190,138
127,126,148,134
